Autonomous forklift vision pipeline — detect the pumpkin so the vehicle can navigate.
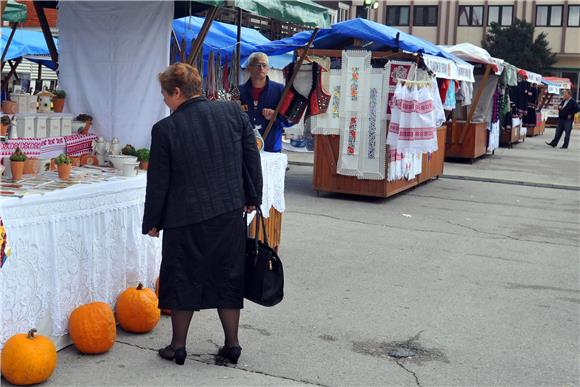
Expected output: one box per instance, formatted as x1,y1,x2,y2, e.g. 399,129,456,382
68,302,116,354
116,282,160,333
1,329,57,385
155,277,172,315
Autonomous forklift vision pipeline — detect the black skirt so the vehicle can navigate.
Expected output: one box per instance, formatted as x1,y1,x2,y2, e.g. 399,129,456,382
158,208,245,311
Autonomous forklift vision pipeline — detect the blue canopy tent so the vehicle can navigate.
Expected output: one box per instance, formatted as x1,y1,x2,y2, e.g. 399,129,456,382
172,16,292,69
253,18,472,71
1,27,58,70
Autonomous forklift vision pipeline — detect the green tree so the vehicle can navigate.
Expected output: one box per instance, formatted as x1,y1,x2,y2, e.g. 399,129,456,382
482,18,556,74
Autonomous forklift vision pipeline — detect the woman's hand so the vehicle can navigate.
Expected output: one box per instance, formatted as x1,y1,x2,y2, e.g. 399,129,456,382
147,227,159,238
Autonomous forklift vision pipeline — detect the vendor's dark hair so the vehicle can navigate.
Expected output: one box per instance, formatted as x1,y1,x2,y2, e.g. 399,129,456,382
158,63,201,98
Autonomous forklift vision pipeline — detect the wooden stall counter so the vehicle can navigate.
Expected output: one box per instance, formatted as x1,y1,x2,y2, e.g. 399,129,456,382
313,126,446,198
445,121,488,161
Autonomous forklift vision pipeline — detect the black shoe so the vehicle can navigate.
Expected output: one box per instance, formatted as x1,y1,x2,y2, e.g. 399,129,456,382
158,345,187,365
545,141,556,148
560,146,568,149
217,345,242,364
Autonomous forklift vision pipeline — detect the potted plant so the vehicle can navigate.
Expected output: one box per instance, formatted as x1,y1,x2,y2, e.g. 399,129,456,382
23,158,39,175
74,114,93,135
136,148,150,170
52,89,66,112
1,115,11,137
54,153,72,180
121,144,138,157
9,147,27,181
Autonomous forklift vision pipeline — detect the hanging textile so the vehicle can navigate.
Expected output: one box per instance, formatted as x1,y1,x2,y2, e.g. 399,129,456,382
387,81,438,154
383,61,416,120
387,151,422,181
488,121,500,152
311,69,342,135
337,50,371,177
359,69,387,180
444,81,457,110
460,81,473,106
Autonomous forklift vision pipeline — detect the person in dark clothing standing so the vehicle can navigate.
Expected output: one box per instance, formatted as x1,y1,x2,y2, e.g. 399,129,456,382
546,89,580,149
143,63,262,366
239,52,287,152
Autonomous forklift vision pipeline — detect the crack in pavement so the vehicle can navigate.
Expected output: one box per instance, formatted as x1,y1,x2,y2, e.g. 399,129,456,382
116,340,325,386
444,220,577,248
394,360,422,387
286,210,576,247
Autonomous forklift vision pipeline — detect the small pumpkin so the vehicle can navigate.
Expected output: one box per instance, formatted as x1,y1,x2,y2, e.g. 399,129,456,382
1,329,57,385
68,302,116,354
155,277,172,315
116,282,160,333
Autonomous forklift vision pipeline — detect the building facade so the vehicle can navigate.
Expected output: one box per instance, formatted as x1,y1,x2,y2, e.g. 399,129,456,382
345,0,579,97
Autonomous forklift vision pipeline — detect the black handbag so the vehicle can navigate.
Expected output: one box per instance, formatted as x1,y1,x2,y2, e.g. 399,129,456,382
244,208,284,307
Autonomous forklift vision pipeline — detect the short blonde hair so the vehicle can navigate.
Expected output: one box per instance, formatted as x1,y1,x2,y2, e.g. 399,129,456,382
158,63,201,98
248,52,269,67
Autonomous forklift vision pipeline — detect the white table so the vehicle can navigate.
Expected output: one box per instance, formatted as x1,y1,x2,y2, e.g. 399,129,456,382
0,152,287,350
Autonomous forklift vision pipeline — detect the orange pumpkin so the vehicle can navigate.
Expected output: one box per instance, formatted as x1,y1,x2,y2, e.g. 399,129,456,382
68,302,116,354
1,329,57,385
116,282,160,333
155,277,171,315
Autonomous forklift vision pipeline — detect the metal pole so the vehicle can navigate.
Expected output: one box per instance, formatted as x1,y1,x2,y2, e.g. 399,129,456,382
187,6,219,65
33,1,59,67
236,7,242,87
1,23,18,66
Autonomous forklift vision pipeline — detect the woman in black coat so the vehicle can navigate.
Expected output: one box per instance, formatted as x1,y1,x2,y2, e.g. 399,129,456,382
143,63,263,365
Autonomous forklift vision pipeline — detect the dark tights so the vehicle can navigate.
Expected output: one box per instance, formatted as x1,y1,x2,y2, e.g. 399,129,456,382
169,308,240,350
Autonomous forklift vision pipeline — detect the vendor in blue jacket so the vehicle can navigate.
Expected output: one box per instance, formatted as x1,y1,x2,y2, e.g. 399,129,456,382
240,52,287,152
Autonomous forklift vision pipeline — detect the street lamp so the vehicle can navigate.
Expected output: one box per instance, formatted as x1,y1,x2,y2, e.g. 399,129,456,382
363,0,379,19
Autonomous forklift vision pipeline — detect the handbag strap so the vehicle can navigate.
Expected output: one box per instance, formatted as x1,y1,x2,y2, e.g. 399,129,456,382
244,207,270,247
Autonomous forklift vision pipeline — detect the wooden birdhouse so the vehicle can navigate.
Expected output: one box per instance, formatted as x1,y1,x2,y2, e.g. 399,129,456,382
36,89,55,113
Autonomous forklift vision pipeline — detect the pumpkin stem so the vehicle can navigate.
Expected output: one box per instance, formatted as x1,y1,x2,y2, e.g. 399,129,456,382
137,282,144,290
27,329,38,339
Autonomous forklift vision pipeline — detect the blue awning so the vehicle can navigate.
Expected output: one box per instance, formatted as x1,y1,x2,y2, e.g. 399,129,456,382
173,16,292,69
1,27,58,62
254,18,471,66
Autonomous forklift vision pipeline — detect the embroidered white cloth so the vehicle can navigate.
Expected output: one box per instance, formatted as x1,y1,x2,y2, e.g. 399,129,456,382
311,69,342,135
384,61,416,120
337,50,371,177
488,121,500,151
1,153,287,349
387,149,422,181
359,69,387,180
387,82,438,154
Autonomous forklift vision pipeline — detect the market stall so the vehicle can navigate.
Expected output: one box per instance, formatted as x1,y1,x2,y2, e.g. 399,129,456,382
512,69,544,139
0,0,301,351
255,18,474,198
440,43,503,160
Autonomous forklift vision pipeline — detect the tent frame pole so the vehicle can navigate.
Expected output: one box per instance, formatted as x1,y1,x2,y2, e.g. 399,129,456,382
236,6,242,87
187,6,218,65
1,23,19,67
33,1,58,68
262,28,319,142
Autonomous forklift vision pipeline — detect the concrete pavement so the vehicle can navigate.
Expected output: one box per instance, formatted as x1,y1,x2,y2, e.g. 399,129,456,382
4,128,579,386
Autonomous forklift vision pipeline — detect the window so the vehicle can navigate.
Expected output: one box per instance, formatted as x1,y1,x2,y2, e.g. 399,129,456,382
536,5,563,26
356,5,368,19
414,6,438,26
338,2,350,23
488,5,513,26
386,6,410,26
458,6,483,26
568,5,580,27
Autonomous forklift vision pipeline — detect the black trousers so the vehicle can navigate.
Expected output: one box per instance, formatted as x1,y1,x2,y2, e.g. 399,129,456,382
549,119,573,148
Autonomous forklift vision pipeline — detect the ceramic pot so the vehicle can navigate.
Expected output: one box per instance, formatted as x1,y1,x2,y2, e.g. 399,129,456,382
70,156,81,167
1,124,8,137
121,162,139,177
10,161,24,181
57,163,72,180
53,98,65,113
1,101,17,114
139,161,148,170
23,158,39,175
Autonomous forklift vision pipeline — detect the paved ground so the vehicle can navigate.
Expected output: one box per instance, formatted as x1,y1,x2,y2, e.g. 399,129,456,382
4,129,579,386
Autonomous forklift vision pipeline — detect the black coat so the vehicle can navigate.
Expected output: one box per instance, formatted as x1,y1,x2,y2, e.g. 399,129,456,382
142,96,262,234
559,98,580,120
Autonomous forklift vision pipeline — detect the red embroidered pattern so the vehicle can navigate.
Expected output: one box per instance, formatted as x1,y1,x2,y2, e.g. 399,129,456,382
347,116,357,155
391,99,434,114
397,127,435,141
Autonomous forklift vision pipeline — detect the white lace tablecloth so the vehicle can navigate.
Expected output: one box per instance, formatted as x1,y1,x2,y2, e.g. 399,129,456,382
0,152,286,349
